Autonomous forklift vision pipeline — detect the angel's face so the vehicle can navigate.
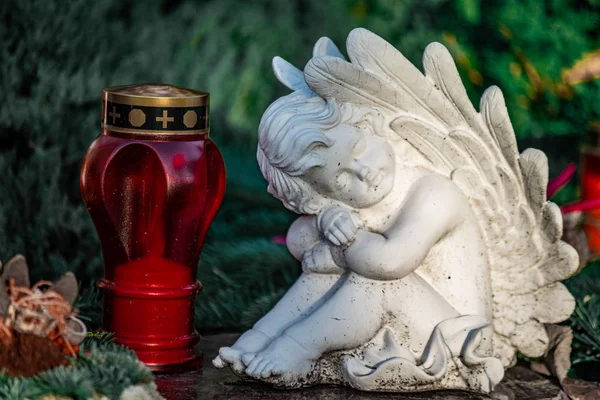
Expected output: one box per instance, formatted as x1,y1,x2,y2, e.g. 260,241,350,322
304,123,396,209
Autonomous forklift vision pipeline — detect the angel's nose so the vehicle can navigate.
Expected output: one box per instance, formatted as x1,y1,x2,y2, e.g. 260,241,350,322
357,165,371,181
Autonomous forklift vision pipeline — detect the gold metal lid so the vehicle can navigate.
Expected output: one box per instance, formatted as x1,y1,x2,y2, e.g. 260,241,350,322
102,83,209,136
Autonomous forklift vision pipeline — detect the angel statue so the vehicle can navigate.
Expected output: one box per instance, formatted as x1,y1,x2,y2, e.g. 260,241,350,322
213,28,579,393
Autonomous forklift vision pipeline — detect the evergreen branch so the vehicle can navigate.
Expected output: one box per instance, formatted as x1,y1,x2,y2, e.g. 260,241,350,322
32,367,95,400
81,331,115,348
0,340,154,399
566,262,600,365
0,377,34,400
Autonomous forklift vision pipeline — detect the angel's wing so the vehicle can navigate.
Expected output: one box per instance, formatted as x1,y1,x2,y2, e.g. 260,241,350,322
304,28,579,367
272,37,345,92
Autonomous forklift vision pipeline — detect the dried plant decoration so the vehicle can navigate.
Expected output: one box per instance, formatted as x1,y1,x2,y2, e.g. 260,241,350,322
0,255,86,359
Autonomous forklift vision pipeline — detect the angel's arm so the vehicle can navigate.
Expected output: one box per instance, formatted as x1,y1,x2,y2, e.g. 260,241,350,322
338,175,469,280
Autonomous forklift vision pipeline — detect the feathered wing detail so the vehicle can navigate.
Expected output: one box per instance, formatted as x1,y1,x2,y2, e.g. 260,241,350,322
313,37,346,59
272,37,346,92
305,56,401,112
272,56,309,92
422,42,480,129
346,29,457,129
481,87,523,186
305,29,578,367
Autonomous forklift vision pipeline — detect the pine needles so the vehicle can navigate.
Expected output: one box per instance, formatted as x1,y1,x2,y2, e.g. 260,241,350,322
0,337,154,400
81,331,114,348
566,261,600,366
76,342,154,399
34,367,95,400
74,282,102,331
571,296,600,364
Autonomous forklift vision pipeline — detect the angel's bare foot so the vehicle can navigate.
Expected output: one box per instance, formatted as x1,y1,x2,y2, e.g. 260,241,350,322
242,334,315,385
212,329,272,373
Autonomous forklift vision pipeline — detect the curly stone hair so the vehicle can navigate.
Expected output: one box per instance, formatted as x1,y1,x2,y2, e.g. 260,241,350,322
257,90,342,214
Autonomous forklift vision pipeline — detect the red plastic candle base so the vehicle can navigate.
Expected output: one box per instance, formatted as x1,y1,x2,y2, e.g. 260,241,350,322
98,256,203,371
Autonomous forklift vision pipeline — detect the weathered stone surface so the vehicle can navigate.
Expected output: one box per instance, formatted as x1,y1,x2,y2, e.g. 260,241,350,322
561,377,600,400
154,334,568,400
491,367,567,400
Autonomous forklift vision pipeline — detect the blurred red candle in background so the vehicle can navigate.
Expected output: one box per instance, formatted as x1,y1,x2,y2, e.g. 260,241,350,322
80,84,226,371
581,123,600,254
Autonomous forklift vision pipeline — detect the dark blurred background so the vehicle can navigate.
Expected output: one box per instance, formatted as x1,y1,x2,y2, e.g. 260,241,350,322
1,0,599,335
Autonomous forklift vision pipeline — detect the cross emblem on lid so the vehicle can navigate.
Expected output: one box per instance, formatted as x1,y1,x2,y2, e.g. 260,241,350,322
108,106,120,124
156,110,174,129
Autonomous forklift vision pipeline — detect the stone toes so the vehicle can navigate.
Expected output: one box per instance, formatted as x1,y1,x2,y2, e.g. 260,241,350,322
242,352,256,366
231,359,246,374
217,347,248,374
270,362,283,375
254,358,271,377
219,347,236,361
260,361,275,378
212,355,226,369
246,356,263,376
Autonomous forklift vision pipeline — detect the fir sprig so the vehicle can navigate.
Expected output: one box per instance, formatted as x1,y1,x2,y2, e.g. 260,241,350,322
0,378,33,400
566,261,600,365
33,367,95,400
81,331,115,348
74,283,103,331
77,342,154,399
571,295,600,364
0,341,154,399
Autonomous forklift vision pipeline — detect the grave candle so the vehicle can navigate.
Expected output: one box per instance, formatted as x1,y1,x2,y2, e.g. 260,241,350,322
581,123,600,254
80,84,226,371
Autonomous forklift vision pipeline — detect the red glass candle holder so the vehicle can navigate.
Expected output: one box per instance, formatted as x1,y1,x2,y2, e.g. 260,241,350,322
80,84,226,371
581,124,600,254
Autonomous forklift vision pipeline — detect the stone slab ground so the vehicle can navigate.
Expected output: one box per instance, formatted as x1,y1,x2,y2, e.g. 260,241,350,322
154,334,568,400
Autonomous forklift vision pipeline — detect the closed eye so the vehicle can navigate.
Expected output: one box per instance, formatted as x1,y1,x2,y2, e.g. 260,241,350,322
335,171,350,189
352,137,366,160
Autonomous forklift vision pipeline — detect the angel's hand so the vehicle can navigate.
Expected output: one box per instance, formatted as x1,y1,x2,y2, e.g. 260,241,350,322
318,206,364,246
302,241,346,275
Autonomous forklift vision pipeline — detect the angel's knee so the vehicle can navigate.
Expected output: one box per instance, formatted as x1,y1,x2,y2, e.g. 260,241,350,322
287,215,320,261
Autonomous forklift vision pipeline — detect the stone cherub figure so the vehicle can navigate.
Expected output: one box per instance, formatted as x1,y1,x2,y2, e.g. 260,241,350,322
213,28,579,393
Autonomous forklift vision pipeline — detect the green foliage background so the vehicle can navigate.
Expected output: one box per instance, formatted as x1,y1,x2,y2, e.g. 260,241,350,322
1,0,600,370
